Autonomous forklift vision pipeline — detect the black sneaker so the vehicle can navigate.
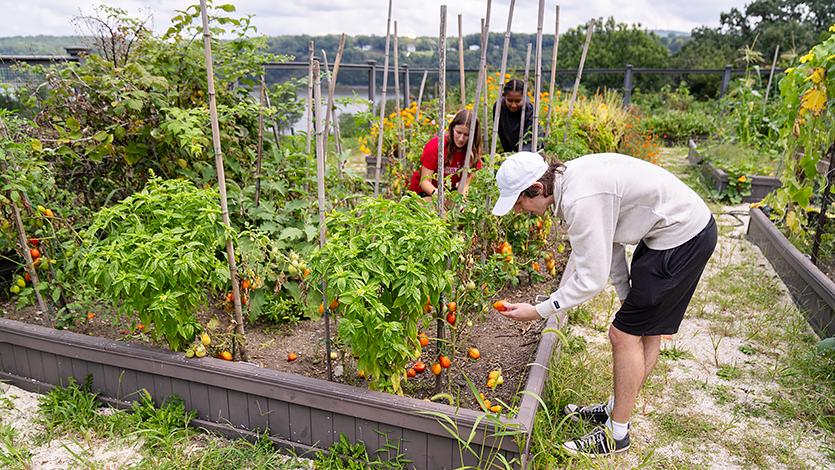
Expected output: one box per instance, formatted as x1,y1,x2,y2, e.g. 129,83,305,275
562,426,630,457
564,402,609,425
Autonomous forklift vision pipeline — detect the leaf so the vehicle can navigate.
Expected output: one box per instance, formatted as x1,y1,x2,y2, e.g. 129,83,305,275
30,139,43,152
217,4,236,12
278,227,304,240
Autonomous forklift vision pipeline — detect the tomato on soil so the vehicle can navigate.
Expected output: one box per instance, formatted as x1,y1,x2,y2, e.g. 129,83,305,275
413,361,426,373
431,363,442,375
219,351,233,361
439,355,451,369
407,368,416,378
467,347,480,360
287,352,298,362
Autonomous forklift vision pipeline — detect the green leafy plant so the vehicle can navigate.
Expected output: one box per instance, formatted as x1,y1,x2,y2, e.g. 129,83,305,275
75,176,228,350
310,195,463,394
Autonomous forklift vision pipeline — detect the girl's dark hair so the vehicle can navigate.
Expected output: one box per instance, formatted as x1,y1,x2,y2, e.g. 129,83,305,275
522,161,566,198
502,79,525,95
445,109,482,166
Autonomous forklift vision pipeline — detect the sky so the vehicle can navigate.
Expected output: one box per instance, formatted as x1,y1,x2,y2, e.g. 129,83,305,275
4,0,753,37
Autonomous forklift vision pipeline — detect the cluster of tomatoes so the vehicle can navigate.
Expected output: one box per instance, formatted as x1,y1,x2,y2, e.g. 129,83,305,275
8,238,46,296
222,278,255,310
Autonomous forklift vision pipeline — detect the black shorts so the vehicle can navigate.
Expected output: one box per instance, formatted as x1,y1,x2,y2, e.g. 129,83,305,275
613,217,717,336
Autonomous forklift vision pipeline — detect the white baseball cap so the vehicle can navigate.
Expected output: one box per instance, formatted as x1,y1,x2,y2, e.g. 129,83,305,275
492,152,549,216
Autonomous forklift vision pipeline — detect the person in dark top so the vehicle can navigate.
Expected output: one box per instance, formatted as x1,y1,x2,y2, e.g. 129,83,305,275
494,79,534,152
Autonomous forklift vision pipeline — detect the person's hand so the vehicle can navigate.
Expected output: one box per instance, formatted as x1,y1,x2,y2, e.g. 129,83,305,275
497,302,542,322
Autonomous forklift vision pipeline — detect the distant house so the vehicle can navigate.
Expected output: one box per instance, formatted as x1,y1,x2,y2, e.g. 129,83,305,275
358,44,372,51
468,44,480,51
406,44,416,53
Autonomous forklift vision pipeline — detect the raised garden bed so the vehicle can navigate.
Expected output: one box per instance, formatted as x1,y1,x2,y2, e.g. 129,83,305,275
747,207,835,337
688,139,782,202
0,309,564,469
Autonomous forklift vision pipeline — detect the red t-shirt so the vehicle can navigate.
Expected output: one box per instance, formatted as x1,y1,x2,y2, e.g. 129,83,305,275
409,135,483,194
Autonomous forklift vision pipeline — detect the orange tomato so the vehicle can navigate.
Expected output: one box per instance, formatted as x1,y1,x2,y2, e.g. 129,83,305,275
493,300,507,312
219,351,233,361
447,301,457,313
439,355,451,369
329,298,339,310
24,273,31,282
44,209,55,218
241,279,251,290
86,312,95,320
431,363,442,375
446,312,456,326
136,323,144,331
318,303,325,315
418,332,429,347
30,248,40,259
287,352,298,362
226,293,234,303
532,262,541,272
413,361,426,373
467,347,480,360
407,368,416,378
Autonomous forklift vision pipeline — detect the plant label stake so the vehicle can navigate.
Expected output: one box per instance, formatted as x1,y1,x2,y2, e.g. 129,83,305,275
199,0,247,360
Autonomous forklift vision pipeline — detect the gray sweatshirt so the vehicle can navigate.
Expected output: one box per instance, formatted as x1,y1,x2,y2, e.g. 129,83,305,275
535,153,712,319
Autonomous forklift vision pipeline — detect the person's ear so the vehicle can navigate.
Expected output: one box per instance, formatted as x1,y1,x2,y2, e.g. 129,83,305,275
533,181,544,195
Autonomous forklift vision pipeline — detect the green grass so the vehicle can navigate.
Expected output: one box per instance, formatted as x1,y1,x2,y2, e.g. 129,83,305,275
0,423,31,470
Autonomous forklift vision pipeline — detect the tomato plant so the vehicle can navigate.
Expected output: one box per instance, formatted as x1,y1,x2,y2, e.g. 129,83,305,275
310,195,463,394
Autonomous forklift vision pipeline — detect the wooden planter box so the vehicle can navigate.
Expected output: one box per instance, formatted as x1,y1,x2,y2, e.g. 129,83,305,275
687,140,782,203
0,314,565,469
747,208,835,337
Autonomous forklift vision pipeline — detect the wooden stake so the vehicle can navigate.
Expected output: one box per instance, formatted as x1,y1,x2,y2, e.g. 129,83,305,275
393,22,406,162
373,0,393,196
546,5,560,138
435,4,447,394
458,14,466,106
322,34,346,156
262,65,281,148
199,0,247,360
458,0,492,195
564,20,594,144
255,74,265,207
311,59,334,381
482,57,489,151
532,0,545,151
519,43,532,151
306,41,314,155
488,0,516,170
320,51,345,173
415,70,428,125
764,45,779,107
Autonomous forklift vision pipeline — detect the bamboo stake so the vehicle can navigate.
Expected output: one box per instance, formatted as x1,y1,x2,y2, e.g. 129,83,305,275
311,59,334,381
322,34,346,156
458,0,492,195
321,55,344,177
435,4,447,395
519,43,532,151
373,0,393,196
763,45,779,107
564,20,594,144
488,0,516,170
261,65,281,148
546,5,560,138
306,41,314,155
199,0,247,360
415,70,428,124
458,14,466,106
532,0,545,151
255,74,265,207
393,22,406,162
482,56,489,151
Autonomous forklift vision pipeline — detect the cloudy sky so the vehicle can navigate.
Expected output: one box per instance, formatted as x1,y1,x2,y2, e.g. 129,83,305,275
5,0,751,37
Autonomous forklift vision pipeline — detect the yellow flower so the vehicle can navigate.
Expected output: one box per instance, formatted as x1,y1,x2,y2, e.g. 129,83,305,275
801,87,827,115
785,67,795,75
807,67,825,84
799,51,814,63
829,24,835,33
737,175,747,183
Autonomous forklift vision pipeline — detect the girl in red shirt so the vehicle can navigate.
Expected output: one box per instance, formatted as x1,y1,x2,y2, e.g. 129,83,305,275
409,109,483,198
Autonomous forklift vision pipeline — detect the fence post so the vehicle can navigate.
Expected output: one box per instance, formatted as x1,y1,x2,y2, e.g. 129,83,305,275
367,59,377,108
403,64,411,105
720,65,732,97
623,64,634,107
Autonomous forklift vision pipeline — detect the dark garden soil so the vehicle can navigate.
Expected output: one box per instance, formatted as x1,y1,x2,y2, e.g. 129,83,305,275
0,254,568,413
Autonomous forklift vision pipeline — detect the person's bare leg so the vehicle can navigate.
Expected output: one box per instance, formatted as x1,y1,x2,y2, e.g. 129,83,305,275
641,335,662,386
609,324,644,424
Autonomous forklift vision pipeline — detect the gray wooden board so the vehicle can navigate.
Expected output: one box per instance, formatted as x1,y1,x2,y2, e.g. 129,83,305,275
267,398,291,437
310,408,334,448
208,384,229,422
247,394,269,433
227,389,249,430
288,402,312,445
